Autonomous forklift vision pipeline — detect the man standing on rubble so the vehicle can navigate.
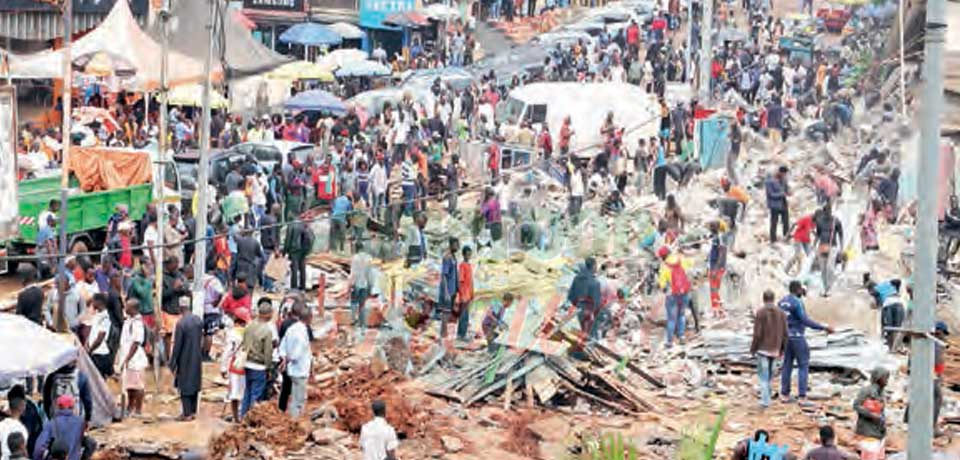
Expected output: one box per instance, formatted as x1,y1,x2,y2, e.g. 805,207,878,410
566,257,602,342
657,247,693,348
750,290,787,408
278,305,312,418
240,303,276,419
707,221,728,317
765,166,790,243
360,399,398,460
779,281,834,406
813,204,843,297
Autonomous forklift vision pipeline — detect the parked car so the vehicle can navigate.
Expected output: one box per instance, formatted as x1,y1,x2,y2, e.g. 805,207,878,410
228,141,317,173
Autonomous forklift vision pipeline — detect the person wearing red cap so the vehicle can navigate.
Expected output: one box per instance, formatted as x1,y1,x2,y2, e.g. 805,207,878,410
32,395,88,460
220,308,251,422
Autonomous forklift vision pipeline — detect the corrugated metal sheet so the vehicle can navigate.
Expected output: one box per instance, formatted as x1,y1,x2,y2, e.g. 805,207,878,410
0,0,148,15
0,12,103,40
0,9,147,41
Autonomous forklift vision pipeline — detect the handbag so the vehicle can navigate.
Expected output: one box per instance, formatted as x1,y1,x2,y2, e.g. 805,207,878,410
264,253,290,281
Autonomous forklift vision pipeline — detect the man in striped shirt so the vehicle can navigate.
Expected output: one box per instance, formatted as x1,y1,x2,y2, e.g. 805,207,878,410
401,154,418,216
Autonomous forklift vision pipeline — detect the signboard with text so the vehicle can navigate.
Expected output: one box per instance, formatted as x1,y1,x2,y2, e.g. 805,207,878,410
359,0,415,29
242,0,305,11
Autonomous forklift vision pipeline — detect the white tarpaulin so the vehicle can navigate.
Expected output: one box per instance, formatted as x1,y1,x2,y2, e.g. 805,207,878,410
8,0,213,86
228,75,292,116
0,313,77,380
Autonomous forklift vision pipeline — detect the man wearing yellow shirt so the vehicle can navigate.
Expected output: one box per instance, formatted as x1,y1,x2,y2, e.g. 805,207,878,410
657,246,694,347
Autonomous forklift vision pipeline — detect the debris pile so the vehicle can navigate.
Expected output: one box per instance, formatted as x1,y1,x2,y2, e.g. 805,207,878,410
208,404,309,460
687,329,901,378
427,344,663,416
310,365,432,438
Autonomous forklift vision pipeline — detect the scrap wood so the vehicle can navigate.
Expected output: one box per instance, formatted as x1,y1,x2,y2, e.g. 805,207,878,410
557,379,640,416
464,355,545,405
590,342,666,389
589,370,659,412
545,355,584,385
526,365,560,402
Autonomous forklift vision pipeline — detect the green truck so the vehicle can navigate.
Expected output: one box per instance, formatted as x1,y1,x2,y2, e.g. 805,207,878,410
4,175,152,273
4,145,183,274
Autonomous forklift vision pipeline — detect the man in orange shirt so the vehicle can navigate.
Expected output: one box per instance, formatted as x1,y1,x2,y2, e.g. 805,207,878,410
455,246,475,341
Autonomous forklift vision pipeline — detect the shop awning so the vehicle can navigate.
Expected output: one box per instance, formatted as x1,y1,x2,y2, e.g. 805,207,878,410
241,8,308,25
384,11,430,28
0,0,149,41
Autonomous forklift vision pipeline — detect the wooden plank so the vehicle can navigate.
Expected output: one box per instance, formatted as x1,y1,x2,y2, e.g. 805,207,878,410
589,342,666,388
593,371,658,412
464,356,545,406
526,365,559,402
424,388,465,403
545,355,583,385
557,379,639,416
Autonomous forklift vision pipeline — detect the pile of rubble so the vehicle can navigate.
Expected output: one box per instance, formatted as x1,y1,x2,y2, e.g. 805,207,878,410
209,404,310,460
309,365,432,437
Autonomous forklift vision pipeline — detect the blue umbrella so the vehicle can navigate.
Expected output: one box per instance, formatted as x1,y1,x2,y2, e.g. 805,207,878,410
335,60,392,78
280,23,343,47
284,89,347,115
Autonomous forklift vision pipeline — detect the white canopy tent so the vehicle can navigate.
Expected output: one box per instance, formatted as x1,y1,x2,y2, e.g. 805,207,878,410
6,0,214,87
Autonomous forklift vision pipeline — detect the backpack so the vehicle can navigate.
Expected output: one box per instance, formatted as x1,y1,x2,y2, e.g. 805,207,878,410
667,260,691,295
49,370,83,420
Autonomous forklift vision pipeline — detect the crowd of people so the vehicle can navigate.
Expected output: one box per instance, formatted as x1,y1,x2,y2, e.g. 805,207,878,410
0,0,951,456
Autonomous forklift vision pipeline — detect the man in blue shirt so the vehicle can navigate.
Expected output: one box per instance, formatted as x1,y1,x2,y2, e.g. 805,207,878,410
779,281,834,405
864,276,901,308
329,193,353,253
438,238,459,345
764,166,790,243
35,215,57,279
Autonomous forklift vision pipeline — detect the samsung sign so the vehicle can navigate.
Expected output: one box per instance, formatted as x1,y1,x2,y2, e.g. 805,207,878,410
243,0,305,11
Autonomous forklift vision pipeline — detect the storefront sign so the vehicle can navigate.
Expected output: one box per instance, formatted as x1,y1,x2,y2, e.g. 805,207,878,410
359,0,415,29
0,86,17,241
242,0,305,11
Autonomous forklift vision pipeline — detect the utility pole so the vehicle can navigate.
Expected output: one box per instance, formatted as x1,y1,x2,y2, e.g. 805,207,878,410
152,0,172,389
698,0,713,102
154,0,171,344
56,0,73,333
685,0,694,84
191,0,217,317
907,0,945,455
898,0,907,117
